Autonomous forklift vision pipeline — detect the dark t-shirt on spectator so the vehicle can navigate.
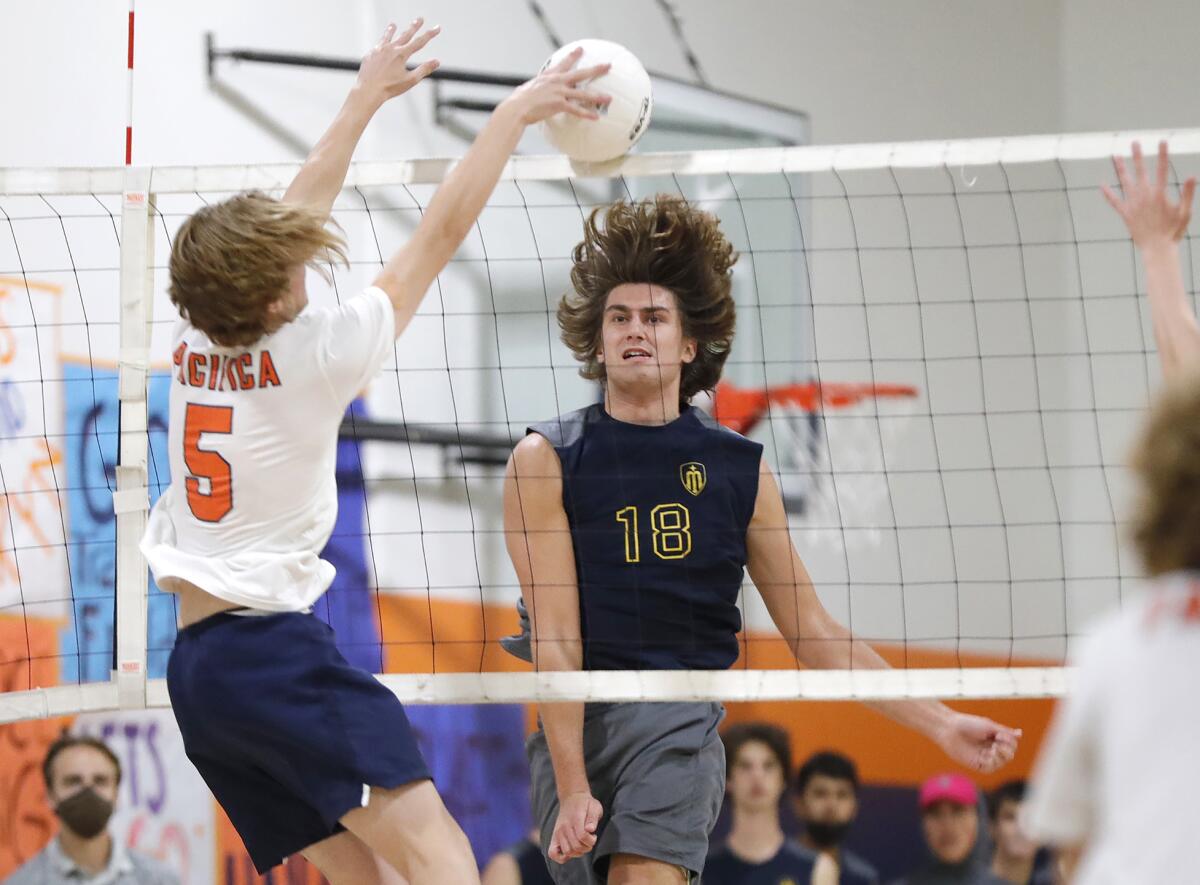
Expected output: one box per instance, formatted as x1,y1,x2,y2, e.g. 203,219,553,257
704,839,816,884
705,839,880,885
831,846,881,885
891,858,1010,885
992,864,1056,885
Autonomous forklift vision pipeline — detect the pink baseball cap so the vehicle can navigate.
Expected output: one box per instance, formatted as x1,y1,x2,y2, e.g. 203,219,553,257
919,773,977,810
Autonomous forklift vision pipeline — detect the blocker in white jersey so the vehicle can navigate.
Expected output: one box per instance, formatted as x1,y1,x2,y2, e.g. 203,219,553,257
1025,141,1200,885
1024,574,1200,884
141,286,393,612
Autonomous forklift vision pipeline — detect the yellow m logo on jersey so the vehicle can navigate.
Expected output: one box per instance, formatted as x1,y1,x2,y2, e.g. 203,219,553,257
680,462,706,496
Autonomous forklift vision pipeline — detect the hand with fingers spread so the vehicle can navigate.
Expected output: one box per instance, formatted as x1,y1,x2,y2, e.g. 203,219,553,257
1100,140,1200,378
355,18,442,105
548,790,603,864
1102,140,1197,250
500,47,613,127
935,712,1022,774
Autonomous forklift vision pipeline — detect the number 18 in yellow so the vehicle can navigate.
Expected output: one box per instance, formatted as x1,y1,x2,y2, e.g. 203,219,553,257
615,502,692,562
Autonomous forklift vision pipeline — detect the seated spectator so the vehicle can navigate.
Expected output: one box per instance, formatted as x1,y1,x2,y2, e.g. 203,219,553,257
4,733,178,884
893,774,1006,885
987,781,1053,885
705,723,817,883
482,829,554,885
793,751,880,884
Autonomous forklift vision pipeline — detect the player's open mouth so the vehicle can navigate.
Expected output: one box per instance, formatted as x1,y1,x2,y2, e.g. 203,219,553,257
622,348,653,361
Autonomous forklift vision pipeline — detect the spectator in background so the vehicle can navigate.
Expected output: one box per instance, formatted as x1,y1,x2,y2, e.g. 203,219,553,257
482,829,554,885
893,774,1006,885
705,723,817,883
793,751,879,884
987,781,1051,885
4,733,178,885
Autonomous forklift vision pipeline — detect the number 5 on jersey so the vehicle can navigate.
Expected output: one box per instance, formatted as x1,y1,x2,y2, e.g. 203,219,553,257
184,403,233,522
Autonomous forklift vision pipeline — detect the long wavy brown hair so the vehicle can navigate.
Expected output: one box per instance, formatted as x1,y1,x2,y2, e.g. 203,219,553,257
1130,372,1200,575
169,191,347,346
559,195,738,405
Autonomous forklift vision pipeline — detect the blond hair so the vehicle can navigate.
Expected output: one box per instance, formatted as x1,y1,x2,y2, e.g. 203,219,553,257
1130,371,1200,576
168,192,347,346
558,195,738,406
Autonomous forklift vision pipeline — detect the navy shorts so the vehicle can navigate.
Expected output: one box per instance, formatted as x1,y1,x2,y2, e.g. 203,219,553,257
167,611,430,874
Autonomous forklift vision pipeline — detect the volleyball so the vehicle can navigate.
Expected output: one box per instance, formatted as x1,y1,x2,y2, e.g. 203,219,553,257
540,39,653,163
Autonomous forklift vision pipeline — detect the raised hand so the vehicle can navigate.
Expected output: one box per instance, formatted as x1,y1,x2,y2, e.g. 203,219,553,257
1102,140,1197,250
548,790,604,864
355,18,441,105
500,47,613,127
935,712,1022,774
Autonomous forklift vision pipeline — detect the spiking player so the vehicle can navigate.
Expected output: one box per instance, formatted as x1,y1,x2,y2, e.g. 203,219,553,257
502,196,1022,885
140,21,611,884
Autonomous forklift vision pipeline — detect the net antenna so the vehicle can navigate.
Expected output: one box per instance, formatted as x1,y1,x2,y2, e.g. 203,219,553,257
6,128,1200,726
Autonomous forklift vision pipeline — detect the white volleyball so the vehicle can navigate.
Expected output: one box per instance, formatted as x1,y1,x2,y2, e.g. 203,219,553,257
540,39,653,163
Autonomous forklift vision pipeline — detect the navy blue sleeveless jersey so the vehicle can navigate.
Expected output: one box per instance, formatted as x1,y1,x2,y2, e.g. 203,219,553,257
529,403,763,671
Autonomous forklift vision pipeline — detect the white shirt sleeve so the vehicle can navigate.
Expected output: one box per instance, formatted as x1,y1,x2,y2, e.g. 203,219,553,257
1022,623,1113,845
315,286,396,405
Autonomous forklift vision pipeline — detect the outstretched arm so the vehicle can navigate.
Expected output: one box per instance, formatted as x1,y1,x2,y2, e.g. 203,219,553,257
503,434,603,865
374,48,610,338
745,459,1021,773
283,19,441,217
1103,140,1200,380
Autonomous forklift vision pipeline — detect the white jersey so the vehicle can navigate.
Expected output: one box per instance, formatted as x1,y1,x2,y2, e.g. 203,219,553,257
1024,572,1200,884
141,287,394,611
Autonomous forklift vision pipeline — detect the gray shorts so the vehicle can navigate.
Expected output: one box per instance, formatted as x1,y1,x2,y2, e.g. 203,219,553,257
527,701,726,884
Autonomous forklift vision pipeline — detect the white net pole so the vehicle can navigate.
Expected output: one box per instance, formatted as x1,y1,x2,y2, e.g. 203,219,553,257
113,170,153,710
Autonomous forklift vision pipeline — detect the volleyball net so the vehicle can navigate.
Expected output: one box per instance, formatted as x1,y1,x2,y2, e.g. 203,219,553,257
4,129,1199,722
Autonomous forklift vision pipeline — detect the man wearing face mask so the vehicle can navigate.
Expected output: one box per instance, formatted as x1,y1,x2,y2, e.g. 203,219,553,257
5,734,178,884
793,752,879,885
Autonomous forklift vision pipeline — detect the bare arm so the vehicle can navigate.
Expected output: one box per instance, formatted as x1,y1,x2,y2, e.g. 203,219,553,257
375,51,610,339
283,20,441,217
746,458,1020,772
503,434,602,864
1103,140,1200,381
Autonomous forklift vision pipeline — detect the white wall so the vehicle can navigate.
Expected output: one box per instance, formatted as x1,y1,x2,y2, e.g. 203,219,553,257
2,0,1067,171
682,0,1063,143
1061,0,1200,133
7,1,1197,166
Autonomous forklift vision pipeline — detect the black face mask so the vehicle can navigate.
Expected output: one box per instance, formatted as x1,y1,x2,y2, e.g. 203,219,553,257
55,787,114,839
805,820,852,849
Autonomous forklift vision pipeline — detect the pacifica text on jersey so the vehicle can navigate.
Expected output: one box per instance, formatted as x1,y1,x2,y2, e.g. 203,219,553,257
172,343,282,391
